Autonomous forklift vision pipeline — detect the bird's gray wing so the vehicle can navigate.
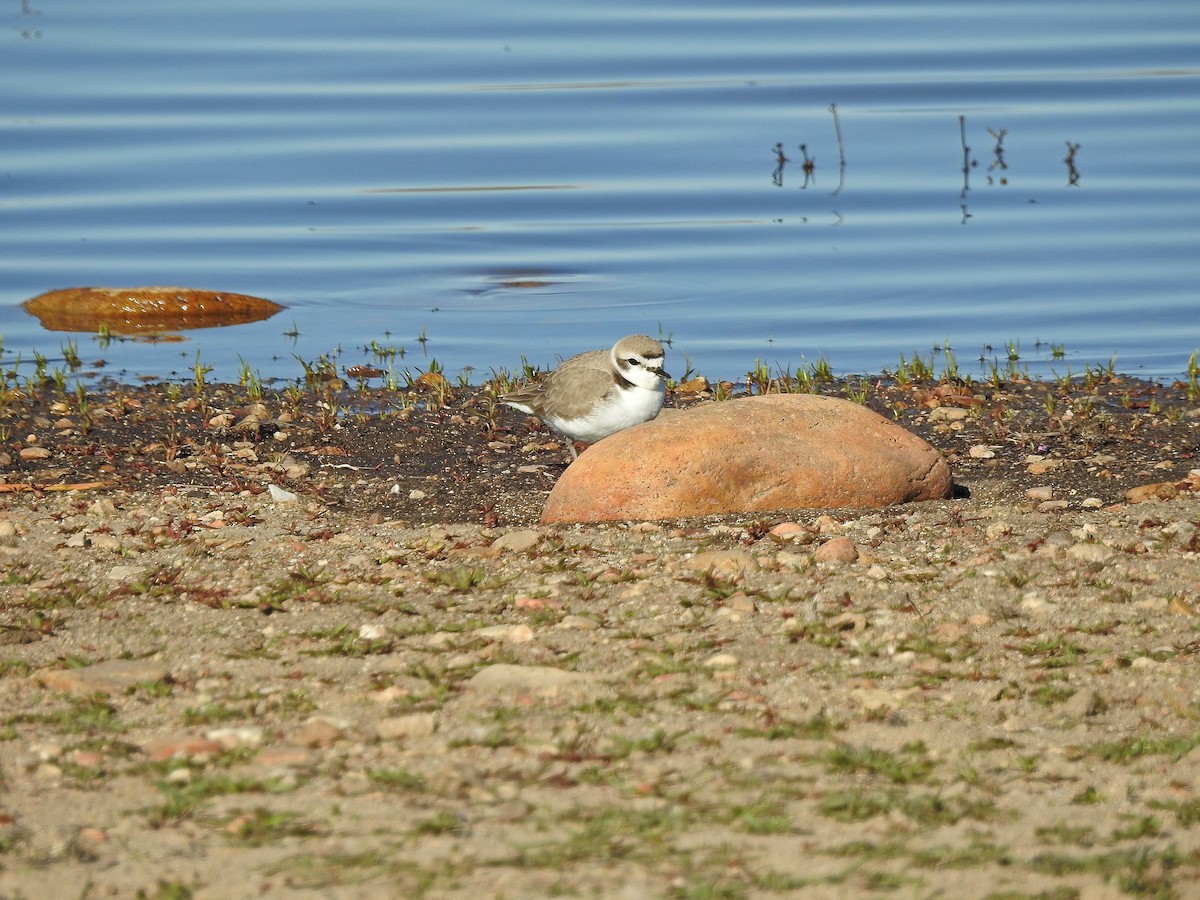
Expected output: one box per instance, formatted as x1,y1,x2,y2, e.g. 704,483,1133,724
501,348,613,419
535,364,617,421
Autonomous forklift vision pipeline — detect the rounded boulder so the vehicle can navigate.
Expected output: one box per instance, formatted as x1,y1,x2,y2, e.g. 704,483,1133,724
541,394,952,523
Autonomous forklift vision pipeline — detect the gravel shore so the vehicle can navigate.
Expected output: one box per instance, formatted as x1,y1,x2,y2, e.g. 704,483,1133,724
1,372,1199,898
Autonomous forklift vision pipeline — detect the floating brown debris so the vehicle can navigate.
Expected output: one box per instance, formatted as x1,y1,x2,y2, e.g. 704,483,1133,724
345,365,386,380
22,286,285,333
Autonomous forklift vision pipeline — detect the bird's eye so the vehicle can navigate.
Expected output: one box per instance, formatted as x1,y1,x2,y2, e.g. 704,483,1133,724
626,358,641,366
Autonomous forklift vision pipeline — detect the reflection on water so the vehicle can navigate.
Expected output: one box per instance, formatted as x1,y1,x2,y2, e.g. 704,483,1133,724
770,103,847,194
0,0,1197,385
13,0,42,41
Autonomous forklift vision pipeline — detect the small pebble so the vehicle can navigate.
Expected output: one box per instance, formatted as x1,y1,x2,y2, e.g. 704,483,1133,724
492,530,540,553
267,484,298,503
704,653,740,669
815,536,858,564
769,522,806,540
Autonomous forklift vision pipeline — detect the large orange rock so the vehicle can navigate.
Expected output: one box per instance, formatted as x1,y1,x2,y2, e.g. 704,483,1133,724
541,394,952,523
23,286,284,333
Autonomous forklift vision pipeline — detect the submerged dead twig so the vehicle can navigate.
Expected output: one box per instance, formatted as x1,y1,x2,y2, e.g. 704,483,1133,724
771,142,788,186
1064,141,1081,186
829,103,846,196
959,114,972,200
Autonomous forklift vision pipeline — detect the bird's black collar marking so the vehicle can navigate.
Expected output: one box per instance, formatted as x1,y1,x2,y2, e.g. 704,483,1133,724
612,369,634,389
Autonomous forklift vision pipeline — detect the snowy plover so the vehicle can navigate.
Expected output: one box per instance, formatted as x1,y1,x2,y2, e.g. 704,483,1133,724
501,334,670,458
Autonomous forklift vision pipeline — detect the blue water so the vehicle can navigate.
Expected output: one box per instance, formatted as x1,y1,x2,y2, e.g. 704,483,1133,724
2,0,1198,386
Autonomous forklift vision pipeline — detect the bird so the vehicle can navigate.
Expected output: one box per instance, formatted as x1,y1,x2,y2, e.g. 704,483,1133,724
500,334,670,459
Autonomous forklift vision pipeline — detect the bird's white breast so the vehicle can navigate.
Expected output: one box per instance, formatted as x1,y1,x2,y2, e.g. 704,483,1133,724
545,381,665,444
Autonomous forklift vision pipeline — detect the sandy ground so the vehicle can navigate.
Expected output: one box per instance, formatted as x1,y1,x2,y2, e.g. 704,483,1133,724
1,372,1199,898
